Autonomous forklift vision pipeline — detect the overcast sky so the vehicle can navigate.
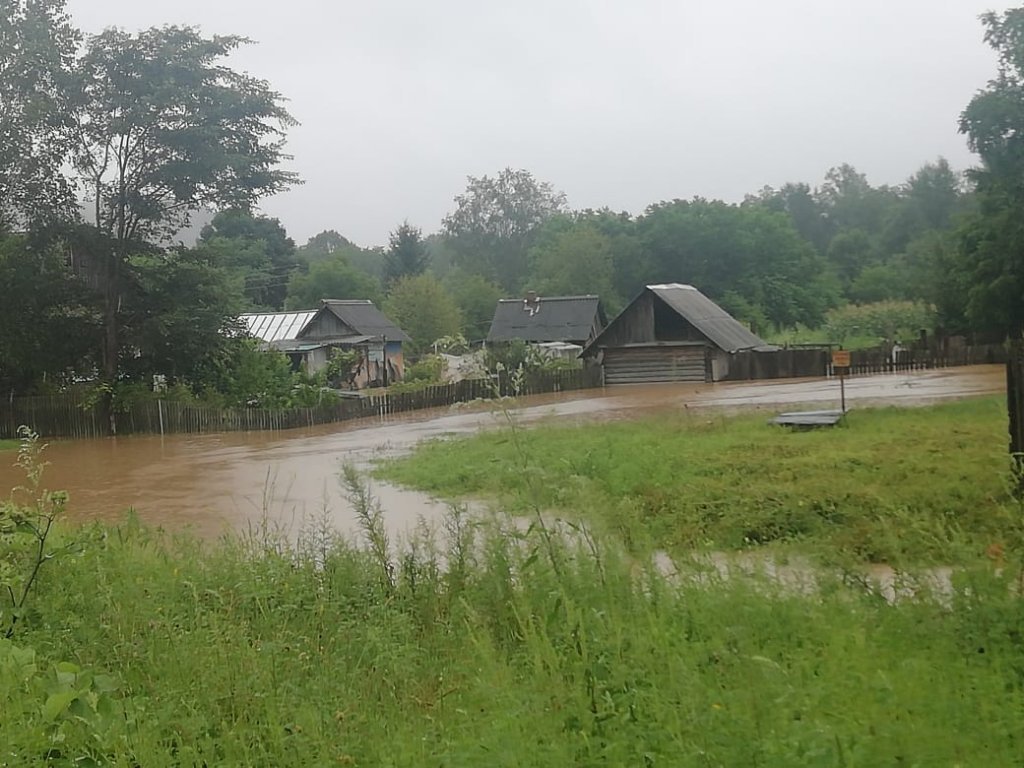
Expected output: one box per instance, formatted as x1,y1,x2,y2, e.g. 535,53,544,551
64,0,1009,247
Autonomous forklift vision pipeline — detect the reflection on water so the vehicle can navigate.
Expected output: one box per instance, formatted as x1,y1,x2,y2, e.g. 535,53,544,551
0,366,1004,540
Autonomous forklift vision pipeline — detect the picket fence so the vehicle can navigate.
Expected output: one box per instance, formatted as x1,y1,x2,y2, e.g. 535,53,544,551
0,367,603,440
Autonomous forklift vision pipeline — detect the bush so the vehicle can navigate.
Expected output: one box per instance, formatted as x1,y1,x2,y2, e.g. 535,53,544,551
824,300,935,344
388,355,445,394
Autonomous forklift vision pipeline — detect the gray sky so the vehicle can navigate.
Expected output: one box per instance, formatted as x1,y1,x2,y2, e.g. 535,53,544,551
65,0,1009,247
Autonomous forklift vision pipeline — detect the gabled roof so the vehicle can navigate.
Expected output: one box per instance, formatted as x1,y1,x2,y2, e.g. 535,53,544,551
648,284,768,352
240,299,410,345
315,299,411,343
487,295,606,343
584,283,770,354
241,310,317,343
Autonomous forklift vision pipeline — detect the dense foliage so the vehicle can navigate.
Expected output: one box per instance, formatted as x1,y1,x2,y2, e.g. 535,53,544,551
1,1,1021,398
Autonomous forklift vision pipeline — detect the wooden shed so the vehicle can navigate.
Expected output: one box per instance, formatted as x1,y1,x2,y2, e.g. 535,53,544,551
581,284,772,384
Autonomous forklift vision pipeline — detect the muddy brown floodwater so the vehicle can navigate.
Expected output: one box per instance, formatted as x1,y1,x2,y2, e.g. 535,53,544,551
0,365,1005,541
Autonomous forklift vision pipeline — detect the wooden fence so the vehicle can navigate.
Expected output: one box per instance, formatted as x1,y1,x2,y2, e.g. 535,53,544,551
727,343,1008,382
726,348,829,381
0,367,603,440
829,343,1007,376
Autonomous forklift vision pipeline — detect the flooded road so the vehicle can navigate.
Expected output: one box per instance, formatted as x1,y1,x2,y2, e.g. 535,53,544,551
0,365,1005,541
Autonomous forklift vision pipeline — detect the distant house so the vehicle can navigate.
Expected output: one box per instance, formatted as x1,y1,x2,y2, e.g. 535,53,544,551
240,299,410,388
486,294,607,348
581,284,773,384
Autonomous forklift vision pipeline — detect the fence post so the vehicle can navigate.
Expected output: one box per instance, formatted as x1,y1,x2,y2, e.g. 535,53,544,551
1008,340,1024,497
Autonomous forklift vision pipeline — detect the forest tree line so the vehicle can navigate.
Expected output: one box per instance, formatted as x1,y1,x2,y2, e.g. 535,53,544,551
2,1,1024,403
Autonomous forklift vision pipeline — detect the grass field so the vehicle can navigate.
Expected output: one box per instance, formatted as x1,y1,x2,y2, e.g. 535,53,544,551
2,397,1023,765
0,439,18,452
2,512,1023,766
378,397,1017,566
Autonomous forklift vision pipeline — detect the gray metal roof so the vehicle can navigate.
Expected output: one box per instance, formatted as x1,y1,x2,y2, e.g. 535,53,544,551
318,300,411,343
648,283,769,352
241,310,317,343
487,295,605,343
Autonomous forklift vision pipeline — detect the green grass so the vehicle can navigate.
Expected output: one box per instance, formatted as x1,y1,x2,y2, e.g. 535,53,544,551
377,397,1016,565
4,398,1023,764
4,514,1024,766
0,439,18,452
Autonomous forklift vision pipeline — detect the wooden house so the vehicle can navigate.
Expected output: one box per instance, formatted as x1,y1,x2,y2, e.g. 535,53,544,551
581,284,773,384
240,299,410,388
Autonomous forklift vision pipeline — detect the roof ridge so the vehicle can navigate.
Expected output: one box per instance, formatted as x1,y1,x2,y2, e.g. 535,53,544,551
239,309,317,317
497,295,599,301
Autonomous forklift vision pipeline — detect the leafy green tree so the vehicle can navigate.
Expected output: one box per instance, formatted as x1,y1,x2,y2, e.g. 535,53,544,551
442,168,567,292
424,233,458,281
0,233,99,394
527,219,618,305
954,7,1024,335
876,159,966,259
218,340,295,408
199,209,297,309
383,274,463,352
0,0,78,229
744,183,832,254
825,229,876,289
444,270,502,342
298,230,384,278
120,249,246,388
383,221,429,288
816,164,898,236
847,264,904,304
637,199,836,329
298,230,351,262
574,209,646,306
65,25,297,421
285,255,382,309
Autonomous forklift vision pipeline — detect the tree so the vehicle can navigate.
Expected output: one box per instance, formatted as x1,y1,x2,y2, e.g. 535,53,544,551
285,255,381,309
120,249,246,387
383,221,429,288
816,164,897,236
298,229,384,277
636,199,836,329
444,270,502,342
527,219,617,304
0,233,99,394
199,209,297,309
66,25,297,428
876,159,966,258
0,0,78,229
954,8,1024,335
383,274,463,352
744,183,832,254
574,208,646,306
442,168,567,292
825,229,876,289
300,229,351,258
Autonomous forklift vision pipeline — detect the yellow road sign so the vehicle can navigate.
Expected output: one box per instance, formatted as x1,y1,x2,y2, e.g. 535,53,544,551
832,350,851,368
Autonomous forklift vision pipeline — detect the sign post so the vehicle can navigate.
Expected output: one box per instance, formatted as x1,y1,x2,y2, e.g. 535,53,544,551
832,348,851,413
